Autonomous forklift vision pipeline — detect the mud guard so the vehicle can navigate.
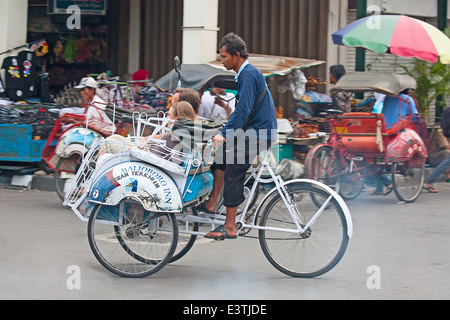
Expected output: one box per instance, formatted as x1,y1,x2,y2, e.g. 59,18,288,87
89,161,183,213
254,178,353,238
55,127,104,158
385,127,428,162
303,143,328,179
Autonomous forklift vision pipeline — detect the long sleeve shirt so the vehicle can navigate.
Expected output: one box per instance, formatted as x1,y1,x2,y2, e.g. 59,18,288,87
220,62,277,141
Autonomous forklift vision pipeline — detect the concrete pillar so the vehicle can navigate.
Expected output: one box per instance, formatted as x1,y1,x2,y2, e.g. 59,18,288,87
327,0,348,92
182,0,219,64
0,0,28,81
0,0,28,54
128,0,141,74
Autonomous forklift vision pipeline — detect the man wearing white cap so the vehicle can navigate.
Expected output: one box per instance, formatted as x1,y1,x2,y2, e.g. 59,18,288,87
74,77,113,129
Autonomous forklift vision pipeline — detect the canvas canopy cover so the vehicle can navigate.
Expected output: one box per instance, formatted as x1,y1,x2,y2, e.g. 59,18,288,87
155,54,325,92
330,71,417,97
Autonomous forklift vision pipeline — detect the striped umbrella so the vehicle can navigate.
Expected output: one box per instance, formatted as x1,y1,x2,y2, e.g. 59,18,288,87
332,15,450,64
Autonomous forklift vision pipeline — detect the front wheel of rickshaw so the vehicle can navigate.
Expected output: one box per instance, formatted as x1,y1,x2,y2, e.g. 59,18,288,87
54,154,82,202
391,154,425,203
87,200,178,278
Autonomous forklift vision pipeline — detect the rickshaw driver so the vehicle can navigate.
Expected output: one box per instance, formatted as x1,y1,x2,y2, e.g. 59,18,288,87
380,88,419,129
201,33,277,241
75,77,114,128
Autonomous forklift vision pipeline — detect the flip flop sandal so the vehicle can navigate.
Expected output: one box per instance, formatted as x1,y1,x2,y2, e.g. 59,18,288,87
198,203,216,215
423,183,439,193
204,225,238,241
384,184,394,196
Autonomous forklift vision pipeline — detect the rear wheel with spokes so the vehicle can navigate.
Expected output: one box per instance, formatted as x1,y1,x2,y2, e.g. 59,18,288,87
391,154,425,203
338,159,365,200
170,206,199,263
87,200,178,278
306,145,341,207
258,183,349,278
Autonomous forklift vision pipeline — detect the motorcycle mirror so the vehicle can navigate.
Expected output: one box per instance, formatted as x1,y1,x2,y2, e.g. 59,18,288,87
174,56,181,74
174,56,182,88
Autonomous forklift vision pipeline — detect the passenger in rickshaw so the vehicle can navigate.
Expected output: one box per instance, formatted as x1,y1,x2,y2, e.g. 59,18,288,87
149,101,198,162
172,87,202,115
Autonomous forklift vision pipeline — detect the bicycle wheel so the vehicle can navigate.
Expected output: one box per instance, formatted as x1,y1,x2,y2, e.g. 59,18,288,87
307,145,340,191
87,200,178,278
54,154,82,202
338,159,365,200
307,145,340,207
258,183,349,278
170,206,199,263
391,154,425,203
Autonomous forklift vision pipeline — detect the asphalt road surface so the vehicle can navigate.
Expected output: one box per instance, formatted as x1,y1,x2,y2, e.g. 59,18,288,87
1,182,449,301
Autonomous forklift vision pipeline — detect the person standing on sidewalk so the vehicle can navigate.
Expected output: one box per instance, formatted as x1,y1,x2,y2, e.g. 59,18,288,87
424,105,450,193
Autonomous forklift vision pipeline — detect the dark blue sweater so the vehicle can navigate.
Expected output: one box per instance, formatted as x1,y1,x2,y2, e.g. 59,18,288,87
220,63,277,140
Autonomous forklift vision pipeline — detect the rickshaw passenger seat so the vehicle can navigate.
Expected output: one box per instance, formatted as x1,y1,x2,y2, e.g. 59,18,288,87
335,112,387,154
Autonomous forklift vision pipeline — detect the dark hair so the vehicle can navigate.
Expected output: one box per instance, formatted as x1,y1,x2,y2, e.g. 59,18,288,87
175,88,201,114
219,32,249,59
330,65,346,81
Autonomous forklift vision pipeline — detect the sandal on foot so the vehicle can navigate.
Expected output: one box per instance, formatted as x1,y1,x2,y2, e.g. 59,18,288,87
370,190,384,195
204,225,237,241
423,183,439,193
384,184,394,196
198,203,216,215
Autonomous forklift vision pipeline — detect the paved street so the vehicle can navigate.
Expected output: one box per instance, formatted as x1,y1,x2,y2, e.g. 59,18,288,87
0,182,449,300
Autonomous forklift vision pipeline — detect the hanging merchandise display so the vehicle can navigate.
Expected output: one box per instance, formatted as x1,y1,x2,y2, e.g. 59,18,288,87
17,50,38,98
1,56,25,101
1,50,38,101
0,76,6,98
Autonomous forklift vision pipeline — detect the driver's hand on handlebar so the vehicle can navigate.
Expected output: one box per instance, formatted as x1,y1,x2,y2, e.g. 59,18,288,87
212,134,225,148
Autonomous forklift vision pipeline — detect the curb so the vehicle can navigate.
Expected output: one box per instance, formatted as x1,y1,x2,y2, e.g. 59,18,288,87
0,174,57,192
1,167,447,192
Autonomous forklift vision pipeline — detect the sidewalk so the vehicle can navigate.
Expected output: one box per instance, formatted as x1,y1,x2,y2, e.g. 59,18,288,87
0,167,447,192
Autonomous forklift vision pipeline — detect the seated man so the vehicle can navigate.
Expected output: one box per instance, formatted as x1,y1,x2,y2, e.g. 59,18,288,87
381,89,419,129
198,84,236,120
428,127,450,182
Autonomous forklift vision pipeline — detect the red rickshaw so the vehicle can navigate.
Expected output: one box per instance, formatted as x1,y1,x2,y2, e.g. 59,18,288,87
305,71,430,203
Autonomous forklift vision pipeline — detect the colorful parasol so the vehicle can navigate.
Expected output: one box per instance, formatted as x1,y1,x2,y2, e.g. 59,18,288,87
332,15,450,64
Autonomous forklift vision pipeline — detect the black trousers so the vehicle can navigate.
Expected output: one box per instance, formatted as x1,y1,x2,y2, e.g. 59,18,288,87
211,136,272,208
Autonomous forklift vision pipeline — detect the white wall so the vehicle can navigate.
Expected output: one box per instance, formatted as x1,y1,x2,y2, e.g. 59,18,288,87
368,0,450,18
0,0,28,54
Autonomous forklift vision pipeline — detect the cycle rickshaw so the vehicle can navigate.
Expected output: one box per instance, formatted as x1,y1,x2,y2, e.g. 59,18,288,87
305,72,430,203
62,59,353,278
